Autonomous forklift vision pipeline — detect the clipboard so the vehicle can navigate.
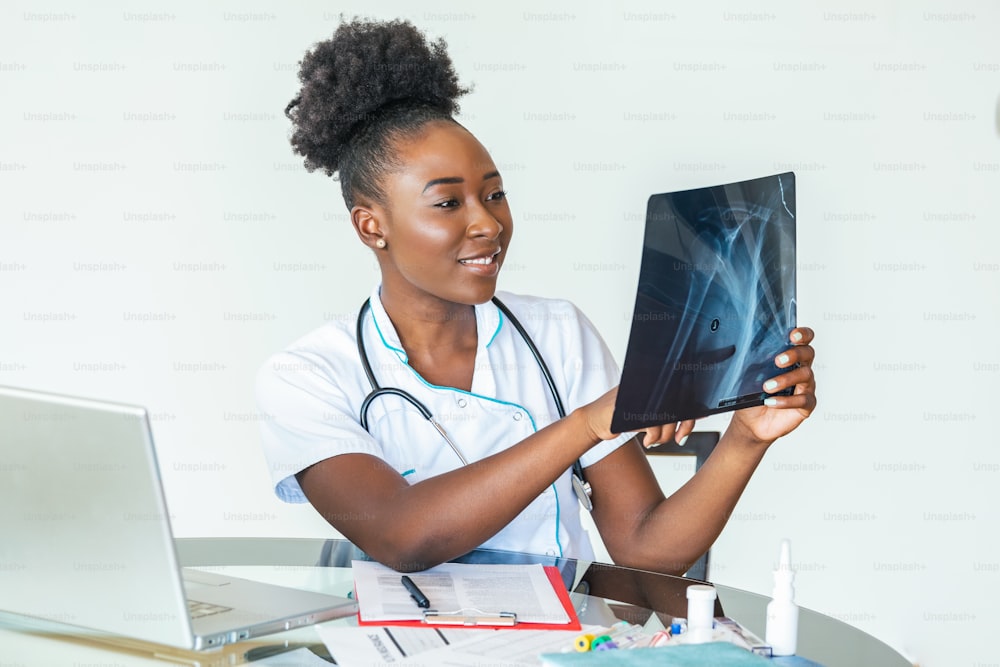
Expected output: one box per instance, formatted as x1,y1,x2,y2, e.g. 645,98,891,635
423,609,518,626
356,565,582,631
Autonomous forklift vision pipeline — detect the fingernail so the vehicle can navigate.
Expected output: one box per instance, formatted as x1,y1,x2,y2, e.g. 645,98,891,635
777,353,790,365
764,398,778,407
791,331,803,343
763,380,779,391
678,435,689,447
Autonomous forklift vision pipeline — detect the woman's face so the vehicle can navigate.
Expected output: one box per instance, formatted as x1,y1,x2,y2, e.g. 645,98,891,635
363,120,513,308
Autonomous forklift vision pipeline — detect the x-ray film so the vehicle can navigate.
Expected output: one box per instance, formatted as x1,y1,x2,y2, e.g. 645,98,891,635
611,172,797,431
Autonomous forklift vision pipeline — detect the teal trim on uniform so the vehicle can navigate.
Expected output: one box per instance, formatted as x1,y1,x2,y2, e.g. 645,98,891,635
396,358,567,553
403,367,540,432
371,299,503,356
485,309,504,348
401,365,566,553
552,483,564,557
369,301,566,555
401,469,415,477
369,308,408,362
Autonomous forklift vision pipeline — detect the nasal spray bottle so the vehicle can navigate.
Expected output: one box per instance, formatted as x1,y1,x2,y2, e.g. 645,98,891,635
765,539,799,656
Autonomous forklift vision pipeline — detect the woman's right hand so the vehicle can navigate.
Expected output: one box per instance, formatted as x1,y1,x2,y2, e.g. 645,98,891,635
574,385,696,448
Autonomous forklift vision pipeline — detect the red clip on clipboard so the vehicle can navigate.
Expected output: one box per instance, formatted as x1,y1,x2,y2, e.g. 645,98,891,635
356,565,581,631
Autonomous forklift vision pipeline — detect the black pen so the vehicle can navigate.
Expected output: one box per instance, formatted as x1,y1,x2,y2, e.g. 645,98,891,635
400,575,430,609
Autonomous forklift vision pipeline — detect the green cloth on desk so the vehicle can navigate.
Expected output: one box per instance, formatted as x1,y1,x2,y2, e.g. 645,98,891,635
540,642,773,666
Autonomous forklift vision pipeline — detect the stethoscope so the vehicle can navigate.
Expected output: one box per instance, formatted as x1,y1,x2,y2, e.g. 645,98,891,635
355,298,594,511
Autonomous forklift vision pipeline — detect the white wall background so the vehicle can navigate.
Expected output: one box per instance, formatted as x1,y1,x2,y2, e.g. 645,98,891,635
2,1,997,665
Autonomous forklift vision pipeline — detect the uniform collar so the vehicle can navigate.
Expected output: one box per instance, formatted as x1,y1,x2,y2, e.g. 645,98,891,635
367,285,503,364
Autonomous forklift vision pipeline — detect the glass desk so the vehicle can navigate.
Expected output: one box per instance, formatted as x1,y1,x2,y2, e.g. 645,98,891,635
0,538,909,667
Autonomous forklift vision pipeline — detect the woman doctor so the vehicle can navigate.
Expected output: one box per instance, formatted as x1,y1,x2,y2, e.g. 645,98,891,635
256,19,817,575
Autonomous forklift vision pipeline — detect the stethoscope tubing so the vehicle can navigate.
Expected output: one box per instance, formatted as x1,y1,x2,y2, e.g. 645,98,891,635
354,298,592,509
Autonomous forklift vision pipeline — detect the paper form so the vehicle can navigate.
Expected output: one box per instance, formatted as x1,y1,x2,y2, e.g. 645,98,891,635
317,624,602,666
407,627,590,666
316,625,493,664
352,560,571,624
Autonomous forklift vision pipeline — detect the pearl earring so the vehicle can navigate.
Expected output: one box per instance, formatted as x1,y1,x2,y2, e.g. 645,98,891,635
375,239,386,249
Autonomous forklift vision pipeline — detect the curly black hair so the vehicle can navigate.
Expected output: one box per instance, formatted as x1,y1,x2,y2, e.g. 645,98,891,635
285,18,470,209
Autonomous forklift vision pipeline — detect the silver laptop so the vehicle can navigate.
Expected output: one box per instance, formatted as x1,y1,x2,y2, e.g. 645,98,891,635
0,385,356,650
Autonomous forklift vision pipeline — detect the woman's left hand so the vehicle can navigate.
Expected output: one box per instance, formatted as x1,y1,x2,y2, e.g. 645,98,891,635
729,327,817,446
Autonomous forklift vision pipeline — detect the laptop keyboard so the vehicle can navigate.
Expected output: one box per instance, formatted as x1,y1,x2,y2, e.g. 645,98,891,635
187,599,232,619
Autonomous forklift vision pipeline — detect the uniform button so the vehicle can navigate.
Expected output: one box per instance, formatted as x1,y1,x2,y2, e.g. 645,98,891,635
512,412,522,421
545,549,556,556
457,398,468,408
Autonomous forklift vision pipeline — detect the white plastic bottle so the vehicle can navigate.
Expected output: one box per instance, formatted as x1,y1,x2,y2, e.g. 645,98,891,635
765,539,799,656
685,584,717,644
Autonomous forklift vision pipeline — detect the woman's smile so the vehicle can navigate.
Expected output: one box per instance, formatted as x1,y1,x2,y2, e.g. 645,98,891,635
458,247,502,274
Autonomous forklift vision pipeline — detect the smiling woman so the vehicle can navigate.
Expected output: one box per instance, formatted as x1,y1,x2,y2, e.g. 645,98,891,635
255,17,816,574
358,122,513,324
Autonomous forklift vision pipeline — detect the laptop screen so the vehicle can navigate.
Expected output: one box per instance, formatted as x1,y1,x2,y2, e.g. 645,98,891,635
612,172,797,431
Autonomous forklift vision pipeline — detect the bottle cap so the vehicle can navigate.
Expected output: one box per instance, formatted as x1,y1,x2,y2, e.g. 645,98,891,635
772,539,796,596
775,539,794,573
686,584,717,601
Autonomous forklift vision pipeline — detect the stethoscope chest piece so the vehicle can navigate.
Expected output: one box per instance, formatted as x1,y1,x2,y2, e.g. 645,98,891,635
572,473,593,512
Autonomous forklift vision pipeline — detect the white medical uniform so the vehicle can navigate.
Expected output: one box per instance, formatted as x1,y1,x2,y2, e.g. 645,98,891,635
255,285,633,559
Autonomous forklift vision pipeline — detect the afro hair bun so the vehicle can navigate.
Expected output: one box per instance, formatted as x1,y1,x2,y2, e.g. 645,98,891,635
285,18,470,178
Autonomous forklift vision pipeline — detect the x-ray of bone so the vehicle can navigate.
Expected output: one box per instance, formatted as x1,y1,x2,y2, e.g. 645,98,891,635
612,173,796,431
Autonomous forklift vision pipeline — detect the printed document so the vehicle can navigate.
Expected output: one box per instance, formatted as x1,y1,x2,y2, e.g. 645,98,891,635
317,624,594,666
352,560,571,624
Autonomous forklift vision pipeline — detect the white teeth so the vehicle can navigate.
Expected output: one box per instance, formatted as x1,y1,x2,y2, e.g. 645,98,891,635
460,249,500,266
